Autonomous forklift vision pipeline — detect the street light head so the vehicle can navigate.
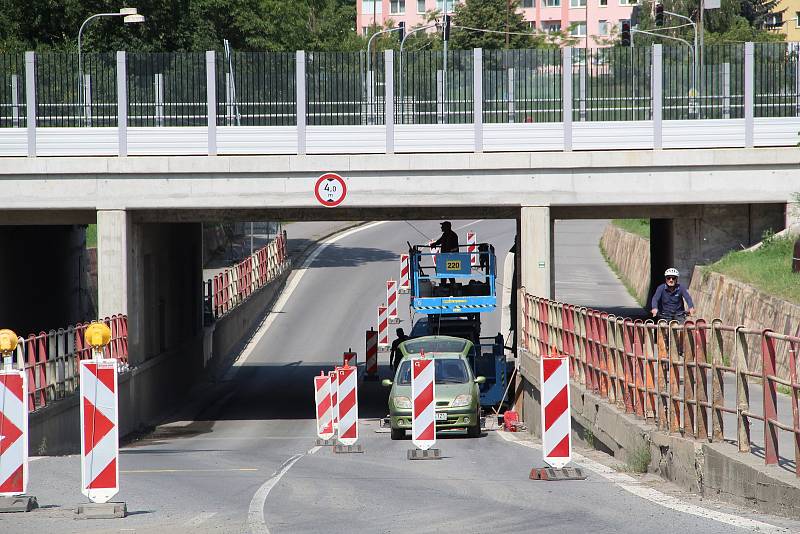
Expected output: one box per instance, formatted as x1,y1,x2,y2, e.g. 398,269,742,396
119,7,138,15
123,14,145,24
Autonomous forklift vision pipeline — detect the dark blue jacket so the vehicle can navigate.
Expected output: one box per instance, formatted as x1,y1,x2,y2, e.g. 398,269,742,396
651,283,694,317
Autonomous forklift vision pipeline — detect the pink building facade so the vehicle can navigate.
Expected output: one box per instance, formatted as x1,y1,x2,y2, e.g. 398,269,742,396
356,0,638,48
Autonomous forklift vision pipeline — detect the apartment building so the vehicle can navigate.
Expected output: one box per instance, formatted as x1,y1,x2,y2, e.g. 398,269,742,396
356,0,638,48
767,0,800,40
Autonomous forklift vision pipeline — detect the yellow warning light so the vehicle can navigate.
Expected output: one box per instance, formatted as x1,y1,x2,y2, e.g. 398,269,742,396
85,322,112,349
0,329,18,354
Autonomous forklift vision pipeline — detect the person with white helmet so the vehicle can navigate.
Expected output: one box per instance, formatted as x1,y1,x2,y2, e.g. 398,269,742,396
650,267,695,322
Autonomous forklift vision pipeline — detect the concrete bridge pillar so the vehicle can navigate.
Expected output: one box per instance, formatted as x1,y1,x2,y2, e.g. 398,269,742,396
519,206,554,299
97,210,132,319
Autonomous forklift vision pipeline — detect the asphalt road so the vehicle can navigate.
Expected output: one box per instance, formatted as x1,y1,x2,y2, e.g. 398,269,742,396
5,220,800,533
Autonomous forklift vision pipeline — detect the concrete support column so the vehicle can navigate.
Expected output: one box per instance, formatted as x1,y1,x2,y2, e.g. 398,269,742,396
97,210,131,319
520,206,554,299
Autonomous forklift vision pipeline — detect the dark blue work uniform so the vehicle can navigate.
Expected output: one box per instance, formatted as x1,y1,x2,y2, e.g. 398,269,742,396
651,283,694,319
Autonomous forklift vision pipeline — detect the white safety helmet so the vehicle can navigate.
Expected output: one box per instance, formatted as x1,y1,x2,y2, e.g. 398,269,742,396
664,268,680,278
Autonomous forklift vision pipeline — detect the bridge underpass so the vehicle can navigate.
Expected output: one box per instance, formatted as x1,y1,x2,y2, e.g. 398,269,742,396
5,217,799,533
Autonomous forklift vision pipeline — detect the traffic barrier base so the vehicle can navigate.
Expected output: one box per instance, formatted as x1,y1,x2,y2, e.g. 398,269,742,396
529,467,586,481
407,448,441,460
315,438,336,446
75,501,127,519
333,444,364,454
0,495,38,513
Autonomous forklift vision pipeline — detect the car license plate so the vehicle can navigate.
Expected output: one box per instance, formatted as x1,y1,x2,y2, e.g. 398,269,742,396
435,412,448,421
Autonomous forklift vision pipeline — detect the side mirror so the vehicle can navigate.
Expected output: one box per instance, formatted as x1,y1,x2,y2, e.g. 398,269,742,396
475,376,486,384
381,379,393,387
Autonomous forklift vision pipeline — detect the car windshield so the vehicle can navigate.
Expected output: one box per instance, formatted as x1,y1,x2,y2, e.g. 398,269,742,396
396,358,471,385
402,338,468,355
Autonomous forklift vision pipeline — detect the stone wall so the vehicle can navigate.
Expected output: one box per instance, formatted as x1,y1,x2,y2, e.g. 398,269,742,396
599,224,651,305
689,267,800,377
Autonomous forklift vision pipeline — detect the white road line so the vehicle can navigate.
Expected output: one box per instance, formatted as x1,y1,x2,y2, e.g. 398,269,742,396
247,453,305,534
184,512,217,527
308,446,322,455
496,431,787,533
454,219,484,230
225,221,385,380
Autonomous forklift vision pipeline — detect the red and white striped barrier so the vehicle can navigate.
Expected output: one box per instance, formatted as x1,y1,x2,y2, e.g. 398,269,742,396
336,365,358,446
429,241,439,268
387,280,399,324
378,305,389,352
467,231,478,267
0,370,27,496
328,370,339,427
80,358,119,503
314,372,334,440
541,353,571,469
365,329,378,378
399,254,410,293
343,350,357,367
411,354,436,451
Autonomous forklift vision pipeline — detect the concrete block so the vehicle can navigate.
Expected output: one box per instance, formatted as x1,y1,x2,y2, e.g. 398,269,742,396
530,467,586,481
334,444,364,454
75,502,127,519
315,438,336,446
0,496,38,513
407,448,441,460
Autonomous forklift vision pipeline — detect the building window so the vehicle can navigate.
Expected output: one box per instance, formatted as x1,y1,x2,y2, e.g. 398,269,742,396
390,0,405,14
619,0,638,5
764,13,783,28
571,21,587,35
599,0,607,5
597,19,608,34
544,21,561,32
544,0,560,7
435,0,455,12
522,0,535,7
570,0,586,7
363,0,382,14
527,20,537,29
418,0,427,12
796,11,800,27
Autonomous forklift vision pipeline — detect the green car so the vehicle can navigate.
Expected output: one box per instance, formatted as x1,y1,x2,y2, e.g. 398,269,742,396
382,335,485,440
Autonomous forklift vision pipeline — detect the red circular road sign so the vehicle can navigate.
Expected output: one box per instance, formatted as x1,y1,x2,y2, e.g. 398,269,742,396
314,173,347,207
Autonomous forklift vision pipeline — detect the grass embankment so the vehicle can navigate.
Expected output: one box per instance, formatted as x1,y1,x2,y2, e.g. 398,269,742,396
708,233,800,306
598,243,646,307
612,219,650,239
86,224,97,248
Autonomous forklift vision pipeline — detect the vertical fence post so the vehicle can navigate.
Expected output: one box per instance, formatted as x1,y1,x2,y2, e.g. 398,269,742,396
225,71,233,126
763,331,778,465
722,62,731,119
562,47,572,152
436,69,444,124
736,326,751,452
474,48,483,153
116,51,127,157
711,320,725,442
385,49,394,155
25,51,36,157
11,74,20,128
652,44,662,150
296,50,306,156
154,73,165,127
206,51,217,156
507,67,515,123
83,74,93,127
744,42,754,148
579,66,586,122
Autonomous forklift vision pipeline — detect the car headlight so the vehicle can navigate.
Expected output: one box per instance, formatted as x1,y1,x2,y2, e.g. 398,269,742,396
394,396,412,409
451,394,472,407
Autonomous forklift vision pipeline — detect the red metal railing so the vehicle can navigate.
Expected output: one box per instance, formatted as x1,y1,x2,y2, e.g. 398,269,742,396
7,314,129,412
205,230,290,320
521,292,800,476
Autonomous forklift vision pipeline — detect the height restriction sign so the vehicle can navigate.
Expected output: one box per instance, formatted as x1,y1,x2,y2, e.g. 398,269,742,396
314,173,347,207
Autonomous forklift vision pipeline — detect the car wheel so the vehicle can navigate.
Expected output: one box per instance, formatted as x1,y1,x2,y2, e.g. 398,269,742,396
467,410,481,438
391,427,405,440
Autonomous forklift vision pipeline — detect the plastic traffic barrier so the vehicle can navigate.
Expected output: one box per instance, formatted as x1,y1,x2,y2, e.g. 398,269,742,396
467,231,478,267
0,371,27,496
314,372,334,441
387,280,399,324
365,329,378,379
399,254,410,293
336,365,358,446
541,352,571,469
411,354,436,452
378,305,389,352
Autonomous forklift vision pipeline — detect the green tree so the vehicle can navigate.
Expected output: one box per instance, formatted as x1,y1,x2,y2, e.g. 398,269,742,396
448,0,561,49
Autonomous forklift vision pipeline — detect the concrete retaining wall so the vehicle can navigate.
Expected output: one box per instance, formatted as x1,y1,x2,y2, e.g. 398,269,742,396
599,224,650,305
689,266,800,376
517,347,800,519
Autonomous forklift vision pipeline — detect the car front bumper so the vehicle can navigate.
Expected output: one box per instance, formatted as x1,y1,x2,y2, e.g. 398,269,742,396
389,406,478,430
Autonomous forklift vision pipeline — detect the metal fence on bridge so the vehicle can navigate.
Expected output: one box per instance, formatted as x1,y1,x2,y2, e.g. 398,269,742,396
521,293,800,477
3,43,799,128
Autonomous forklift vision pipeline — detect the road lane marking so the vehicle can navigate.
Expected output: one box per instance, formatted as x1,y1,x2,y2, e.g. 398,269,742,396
226,221,386,379
121,468,259,474
496,431,788,533
184,512,217,527
248,453,305,534
308,446,321,454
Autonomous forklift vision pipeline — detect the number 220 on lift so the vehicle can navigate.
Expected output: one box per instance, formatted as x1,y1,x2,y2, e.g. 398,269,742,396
314,173,347,207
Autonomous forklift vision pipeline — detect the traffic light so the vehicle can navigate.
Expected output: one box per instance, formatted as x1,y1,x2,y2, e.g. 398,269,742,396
620,21,631,46
444,14,451,40
654,3,664,26
398,21,405,42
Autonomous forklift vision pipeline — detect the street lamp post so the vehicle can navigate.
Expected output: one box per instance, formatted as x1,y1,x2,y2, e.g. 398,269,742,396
78,8,145,126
